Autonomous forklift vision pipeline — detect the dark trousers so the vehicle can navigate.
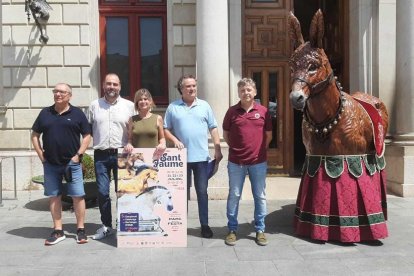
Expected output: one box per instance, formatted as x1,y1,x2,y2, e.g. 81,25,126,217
187,161,209,226
94,150,118,228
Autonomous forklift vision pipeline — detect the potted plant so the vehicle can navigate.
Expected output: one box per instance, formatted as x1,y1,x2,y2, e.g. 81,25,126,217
31,153,98,203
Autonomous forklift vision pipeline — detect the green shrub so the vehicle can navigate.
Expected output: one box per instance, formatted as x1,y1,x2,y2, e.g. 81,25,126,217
82,153,95,181
32,153,96,183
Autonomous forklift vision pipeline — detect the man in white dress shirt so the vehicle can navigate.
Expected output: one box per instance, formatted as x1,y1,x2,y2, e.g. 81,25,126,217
88,73,134,239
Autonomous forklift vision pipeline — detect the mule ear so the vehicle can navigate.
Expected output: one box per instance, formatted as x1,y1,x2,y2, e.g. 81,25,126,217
288,11,304,49
309,9,324,48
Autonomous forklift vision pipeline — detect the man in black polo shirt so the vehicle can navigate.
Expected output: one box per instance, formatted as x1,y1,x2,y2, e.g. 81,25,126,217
32,83,91,246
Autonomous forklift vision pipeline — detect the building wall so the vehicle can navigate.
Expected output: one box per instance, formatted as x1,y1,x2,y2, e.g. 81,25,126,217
0,0,200,191
1,0,100,190
1,0,410,197
1,0,100,150
169,0,196,101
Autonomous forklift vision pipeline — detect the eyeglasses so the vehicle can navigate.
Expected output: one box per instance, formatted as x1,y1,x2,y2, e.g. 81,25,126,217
52,89,69,95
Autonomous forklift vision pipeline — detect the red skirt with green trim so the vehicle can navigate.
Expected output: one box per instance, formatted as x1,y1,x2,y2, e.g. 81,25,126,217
294,155,388,242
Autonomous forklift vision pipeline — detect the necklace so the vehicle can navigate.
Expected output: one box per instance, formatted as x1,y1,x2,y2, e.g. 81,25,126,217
302,82,346,141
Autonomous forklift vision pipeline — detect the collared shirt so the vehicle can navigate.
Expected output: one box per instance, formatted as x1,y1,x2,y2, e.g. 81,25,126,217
223,101,272,165
164,98,218,162
88,96,134,150
32,104,91,165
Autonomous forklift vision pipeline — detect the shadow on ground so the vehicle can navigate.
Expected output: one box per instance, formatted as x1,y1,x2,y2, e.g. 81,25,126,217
6,223,101,240
24,198,98,212
186,203,297,240
187,223,258,240
265,203,296,236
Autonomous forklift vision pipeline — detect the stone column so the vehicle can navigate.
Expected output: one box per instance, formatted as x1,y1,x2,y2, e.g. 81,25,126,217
348,0,376,94
0,1,5,114
229,0,242,105
196,0,229,132
386,0,414,196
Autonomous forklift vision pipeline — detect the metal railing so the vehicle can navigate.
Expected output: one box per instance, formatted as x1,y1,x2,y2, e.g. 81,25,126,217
0,156,17,207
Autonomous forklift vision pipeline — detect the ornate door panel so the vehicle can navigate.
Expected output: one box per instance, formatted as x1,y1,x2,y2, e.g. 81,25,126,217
246,63,292,173
243,0,293,174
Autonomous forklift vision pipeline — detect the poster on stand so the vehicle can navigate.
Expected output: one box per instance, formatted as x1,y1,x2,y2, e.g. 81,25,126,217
116,147,187,248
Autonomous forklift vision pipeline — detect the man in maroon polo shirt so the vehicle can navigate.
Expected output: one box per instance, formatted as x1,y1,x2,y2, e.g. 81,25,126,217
223,78,272,246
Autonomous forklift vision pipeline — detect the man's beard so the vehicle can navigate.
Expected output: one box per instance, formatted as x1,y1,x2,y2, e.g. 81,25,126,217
106,90,117,98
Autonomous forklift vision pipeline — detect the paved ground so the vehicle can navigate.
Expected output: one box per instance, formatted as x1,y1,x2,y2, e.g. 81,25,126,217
1,186,414,276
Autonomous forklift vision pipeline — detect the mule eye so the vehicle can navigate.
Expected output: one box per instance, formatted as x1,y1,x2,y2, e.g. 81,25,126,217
308,64,318,72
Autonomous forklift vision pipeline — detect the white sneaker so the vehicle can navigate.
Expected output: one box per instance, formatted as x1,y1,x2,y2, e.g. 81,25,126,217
92,225,113,240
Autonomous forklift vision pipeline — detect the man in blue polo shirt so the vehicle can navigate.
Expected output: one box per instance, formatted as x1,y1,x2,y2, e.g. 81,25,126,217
164,74,222,238
32,83,91,246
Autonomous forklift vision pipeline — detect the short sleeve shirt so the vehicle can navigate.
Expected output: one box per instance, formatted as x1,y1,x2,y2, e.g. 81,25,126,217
223,102,272,165
32,104,91,165
88,97,135,150
164,98,217,162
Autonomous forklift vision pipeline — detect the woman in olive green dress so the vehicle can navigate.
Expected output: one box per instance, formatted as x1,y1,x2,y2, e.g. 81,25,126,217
124,88,166,159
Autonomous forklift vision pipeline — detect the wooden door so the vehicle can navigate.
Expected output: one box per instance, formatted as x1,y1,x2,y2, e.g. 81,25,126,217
242,0,293,174
291,0,349,174
246,63,291,173
242,0,348,175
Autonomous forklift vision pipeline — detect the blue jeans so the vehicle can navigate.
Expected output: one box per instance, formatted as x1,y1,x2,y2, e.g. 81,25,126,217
94,150,118,228
187,161,209,226
43,160,84,197
227,161,267,232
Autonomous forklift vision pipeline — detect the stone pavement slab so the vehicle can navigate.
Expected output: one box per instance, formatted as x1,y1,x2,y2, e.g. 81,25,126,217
1,190,414,275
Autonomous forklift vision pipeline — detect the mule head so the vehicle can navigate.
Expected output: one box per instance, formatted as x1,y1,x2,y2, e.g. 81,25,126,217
288,10,333,111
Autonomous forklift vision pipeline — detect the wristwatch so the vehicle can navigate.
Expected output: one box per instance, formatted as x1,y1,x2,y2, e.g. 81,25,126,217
76,152,83,162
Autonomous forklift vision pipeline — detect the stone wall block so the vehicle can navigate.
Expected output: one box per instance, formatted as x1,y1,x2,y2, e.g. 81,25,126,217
0,155,43,191
182,66,196,76
3,88,30,108
4,45,63,66
14,109,41,128
0,109,14,129
12,25,47,45
70,88,92,107
3,45,28,66
63,4,89,24
64,46,90,66
81,67,91,87
47,5,63,24
0,130,30,149
182,26,196,45
30,46,64,66
173,26,182,45
31,88,54,107
80,25,90,45
48,67,81,87
12,67,47,87
173,46,196,66
2,26,11,45
3,68,12,87
44,26,80,45
172,4,196,25
2,5,28,24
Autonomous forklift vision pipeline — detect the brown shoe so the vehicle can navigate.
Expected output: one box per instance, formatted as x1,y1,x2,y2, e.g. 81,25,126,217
225,231,237,246
255,231,268,246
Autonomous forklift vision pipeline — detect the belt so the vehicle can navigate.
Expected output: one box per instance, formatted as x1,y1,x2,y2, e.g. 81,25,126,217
95,148,119,154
